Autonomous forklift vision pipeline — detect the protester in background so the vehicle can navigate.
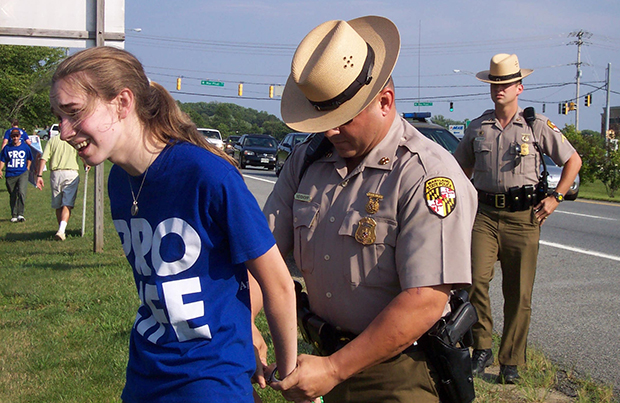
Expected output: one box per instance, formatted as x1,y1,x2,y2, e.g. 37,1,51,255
49,46,297,403
2,119,31,150
36,129,86,241
0,129,33,222
262,16,477,402
454,53,582,384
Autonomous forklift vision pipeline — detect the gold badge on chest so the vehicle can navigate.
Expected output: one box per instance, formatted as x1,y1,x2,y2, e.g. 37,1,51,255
355,217,377,245
520,143,529,156
365,192,383,214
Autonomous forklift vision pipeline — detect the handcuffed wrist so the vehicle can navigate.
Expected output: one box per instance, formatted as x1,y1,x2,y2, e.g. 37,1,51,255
267,366,281,383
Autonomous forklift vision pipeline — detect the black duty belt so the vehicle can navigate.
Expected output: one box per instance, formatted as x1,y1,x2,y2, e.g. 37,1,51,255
478,190,510,209
477,186,539,211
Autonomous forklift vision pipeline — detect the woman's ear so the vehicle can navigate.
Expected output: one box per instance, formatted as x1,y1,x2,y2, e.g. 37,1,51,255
116,88,134,120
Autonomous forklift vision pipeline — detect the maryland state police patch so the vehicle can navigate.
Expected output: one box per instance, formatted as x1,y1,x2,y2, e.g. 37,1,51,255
425,177,457,218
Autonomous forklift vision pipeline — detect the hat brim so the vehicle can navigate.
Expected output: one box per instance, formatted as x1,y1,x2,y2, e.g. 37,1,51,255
281,16,400,133
476,69,533,84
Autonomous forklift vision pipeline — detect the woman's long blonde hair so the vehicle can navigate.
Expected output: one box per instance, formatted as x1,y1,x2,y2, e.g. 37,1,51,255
50,46,236,166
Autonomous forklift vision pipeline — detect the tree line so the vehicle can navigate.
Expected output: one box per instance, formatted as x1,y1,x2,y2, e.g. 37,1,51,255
2,44,617,196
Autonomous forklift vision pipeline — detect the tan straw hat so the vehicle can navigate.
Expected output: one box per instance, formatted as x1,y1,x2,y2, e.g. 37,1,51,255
476,53,533,84
281,16,400,133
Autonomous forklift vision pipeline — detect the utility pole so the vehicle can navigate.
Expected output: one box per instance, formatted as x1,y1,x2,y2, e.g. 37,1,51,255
605,63,612,145
569,30,592,132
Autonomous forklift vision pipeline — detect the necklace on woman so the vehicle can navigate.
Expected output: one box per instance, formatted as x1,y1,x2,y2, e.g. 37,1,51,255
128,155,155,216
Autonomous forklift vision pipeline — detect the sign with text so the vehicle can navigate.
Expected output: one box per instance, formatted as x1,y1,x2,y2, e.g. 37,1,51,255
414,102,433,106
201,80,224,87
449,125,465,139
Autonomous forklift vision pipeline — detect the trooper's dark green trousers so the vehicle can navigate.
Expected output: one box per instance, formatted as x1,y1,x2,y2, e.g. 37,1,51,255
468,204,541,366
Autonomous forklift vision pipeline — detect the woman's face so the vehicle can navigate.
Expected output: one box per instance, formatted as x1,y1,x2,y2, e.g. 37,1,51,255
52,79,125,167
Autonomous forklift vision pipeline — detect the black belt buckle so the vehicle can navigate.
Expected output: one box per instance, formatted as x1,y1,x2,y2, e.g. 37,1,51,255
495,194,506,209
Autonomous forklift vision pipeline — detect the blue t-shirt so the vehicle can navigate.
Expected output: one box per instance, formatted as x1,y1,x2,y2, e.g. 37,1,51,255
3,127,29,143
0,141,32,177
108,142,275,403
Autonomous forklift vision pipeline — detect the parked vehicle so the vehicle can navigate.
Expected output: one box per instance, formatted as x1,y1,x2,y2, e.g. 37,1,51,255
34,128,49,140
233,134,278,169
275,132,311,176
402,112,460,154
49,123,60,138
197,128,224,150
543,154,579,200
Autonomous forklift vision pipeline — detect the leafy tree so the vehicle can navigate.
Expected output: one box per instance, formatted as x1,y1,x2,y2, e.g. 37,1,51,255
179,101,290,139
0,45,67,132
596,143,620,197
562,125,605,184
430,114,467,129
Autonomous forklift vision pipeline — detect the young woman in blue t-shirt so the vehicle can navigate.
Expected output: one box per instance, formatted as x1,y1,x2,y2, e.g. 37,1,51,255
49,46,297,403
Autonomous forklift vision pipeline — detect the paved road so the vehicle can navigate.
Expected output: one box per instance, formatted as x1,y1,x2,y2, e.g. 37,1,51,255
492,199,620,395
241,167,620,395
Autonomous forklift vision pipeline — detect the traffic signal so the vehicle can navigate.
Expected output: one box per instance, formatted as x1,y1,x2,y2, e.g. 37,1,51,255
568,101,576,111
269,85,274,98
561,102,568,115
238,83,243,96
585,93,592,107
449,102,454,112
176,77,181,91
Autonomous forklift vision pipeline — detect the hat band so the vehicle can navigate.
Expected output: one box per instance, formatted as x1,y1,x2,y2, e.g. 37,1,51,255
310,43,375,112
488,71,522,82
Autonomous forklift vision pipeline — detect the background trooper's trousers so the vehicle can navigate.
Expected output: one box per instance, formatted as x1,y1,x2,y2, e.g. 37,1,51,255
468,204,540,366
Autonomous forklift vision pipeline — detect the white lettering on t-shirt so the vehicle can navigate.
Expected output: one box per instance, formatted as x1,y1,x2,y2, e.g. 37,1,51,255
162,277,212,342
113,217,211,344
7,149,27,168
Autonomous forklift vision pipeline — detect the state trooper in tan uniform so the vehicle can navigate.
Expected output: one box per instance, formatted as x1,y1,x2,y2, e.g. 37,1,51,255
262,16,477,403
454,53,582,384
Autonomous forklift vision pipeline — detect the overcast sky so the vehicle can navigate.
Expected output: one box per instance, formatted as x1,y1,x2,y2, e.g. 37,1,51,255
125,0,620,133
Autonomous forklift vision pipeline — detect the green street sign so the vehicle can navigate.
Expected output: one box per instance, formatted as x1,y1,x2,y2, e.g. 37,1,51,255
201,80,224,87
414,102,433,106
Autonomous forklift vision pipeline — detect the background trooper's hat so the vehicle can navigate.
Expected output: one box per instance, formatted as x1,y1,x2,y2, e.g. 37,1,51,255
476,53,533,84
281,16,400,133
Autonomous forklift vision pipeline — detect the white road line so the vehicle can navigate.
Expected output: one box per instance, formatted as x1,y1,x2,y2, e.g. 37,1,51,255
244,174,277,184
554,210,618,221
540,240,620,262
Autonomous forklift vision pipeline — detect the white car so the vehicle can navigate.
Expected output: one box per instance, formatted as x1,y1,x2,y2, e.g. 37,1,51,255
49,123,60,138
197,128,224,150
543,155,580,200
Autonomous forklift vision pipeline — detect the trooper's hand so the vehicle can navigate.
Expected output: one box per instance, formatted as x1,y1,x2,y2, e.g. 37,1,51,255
269,354,339,402
534,196,559,226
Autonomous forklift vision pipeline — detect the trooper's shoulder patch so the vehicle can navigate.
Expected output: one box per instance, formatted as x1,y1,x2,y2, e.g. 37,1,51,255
425,177,457,218
547,119,561,133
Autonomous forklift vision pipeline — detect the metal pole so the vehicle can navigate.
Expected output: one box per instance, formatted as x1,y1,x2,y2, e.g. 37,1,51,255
604,63,611,145
93,0,105,252
575,31,582,131
81,167,89,236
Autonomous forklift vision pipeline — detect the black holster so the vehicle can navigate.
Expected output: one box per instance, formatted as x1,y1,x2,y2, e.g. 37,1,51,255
419,290,477,403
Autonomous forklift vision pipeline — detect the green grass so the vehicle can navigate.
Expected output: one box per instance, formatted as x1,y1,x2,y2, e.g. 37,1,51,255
0,156,617,402
577,180,619,202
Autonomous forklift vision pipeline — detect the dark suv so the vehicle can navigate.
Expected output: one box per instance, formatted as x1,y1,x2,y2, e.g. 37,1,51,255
275,132,311,176
233,134,278,169
402,112,460,154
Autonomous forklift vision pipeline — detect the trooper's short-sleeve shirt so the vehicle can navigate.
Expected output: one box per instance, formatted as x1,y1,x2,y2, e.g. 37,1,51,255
264,116,477,335
454,108,576,193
